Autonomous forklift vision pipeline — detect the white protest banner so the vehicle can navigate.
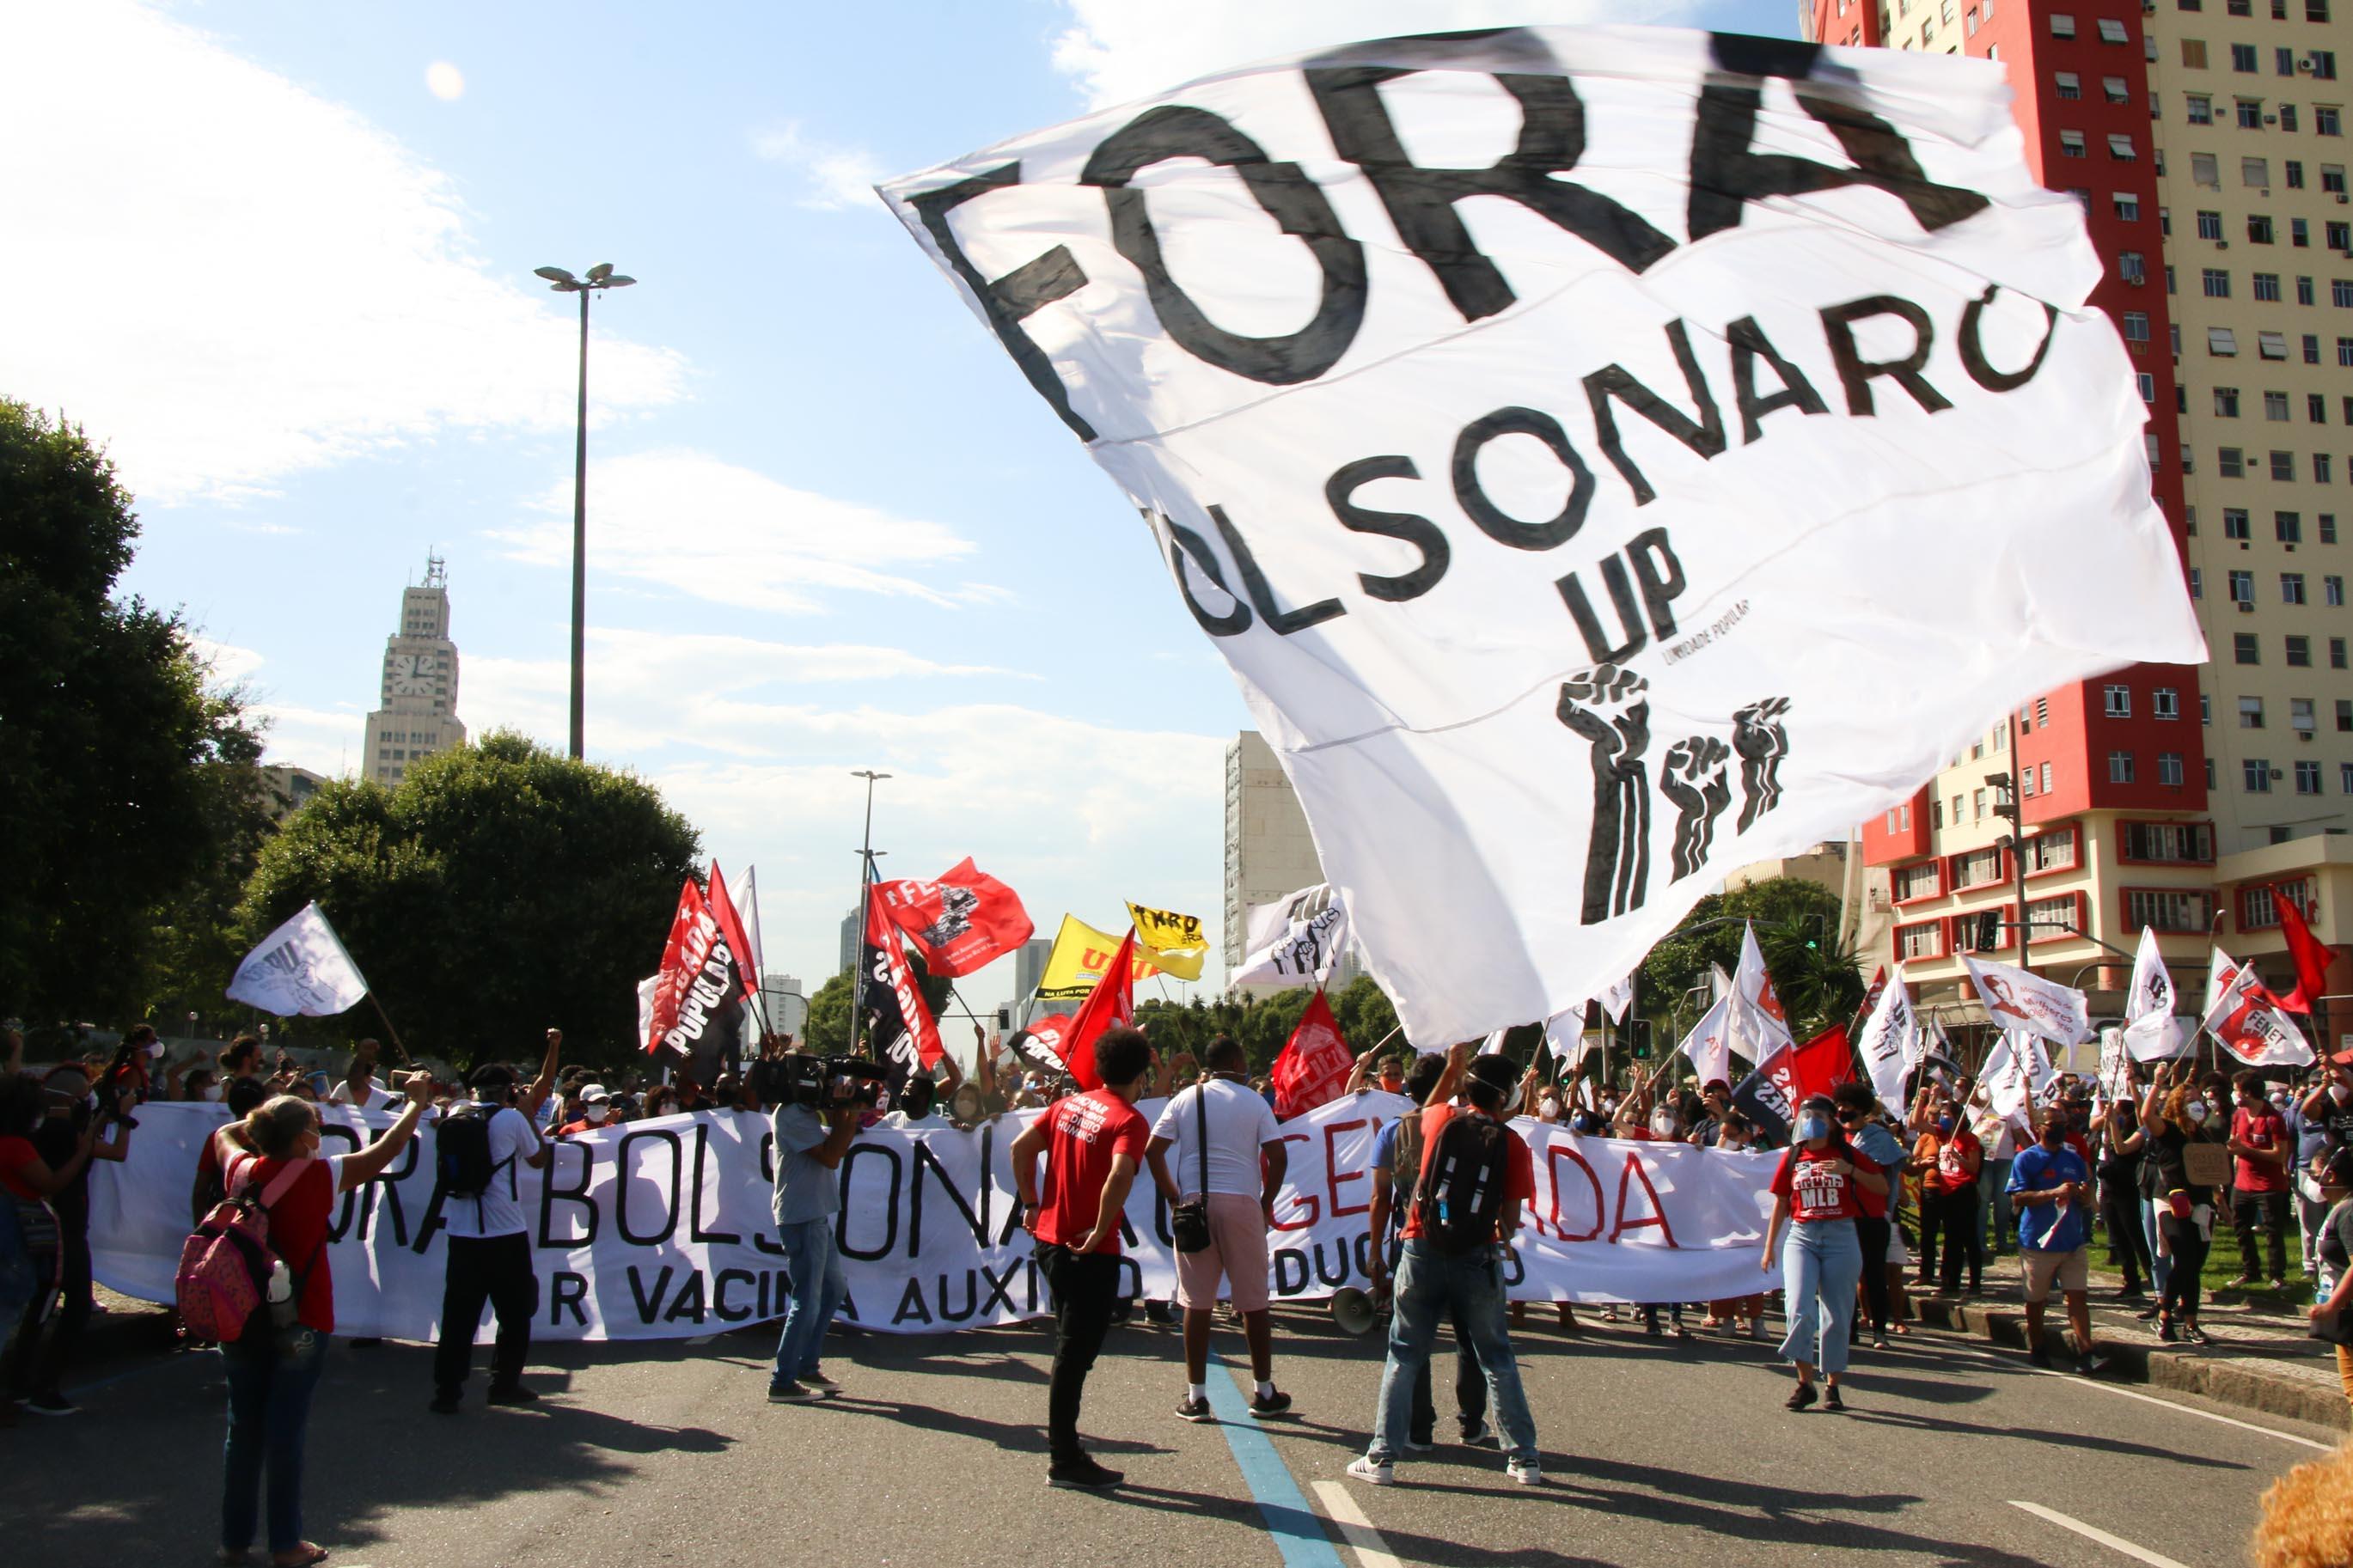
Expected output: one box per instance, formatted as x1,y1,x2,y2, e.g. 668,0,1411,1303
1962,956,2092,1047
91,1098,1782,1339
2122,924,2185,1062
1858,963,1917,1115
881,25,2203,1047
1232,883,1353,987
226,902,370,1016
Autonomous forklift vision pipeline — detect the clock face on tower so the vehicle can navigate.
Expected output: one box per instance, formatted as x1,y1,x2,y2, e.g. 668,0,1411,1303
388,651,437,697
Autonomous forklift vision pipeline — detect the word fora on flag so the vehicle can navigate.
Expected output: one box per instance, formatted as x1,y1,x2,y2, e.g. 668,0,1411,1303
883,24,2203,1051
90,1099,1784,1342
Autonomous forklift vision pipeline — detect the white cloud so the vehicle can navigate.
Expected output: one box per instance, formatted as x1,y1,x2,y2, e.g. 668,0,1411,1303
1048,0,1693,107
489,448,992,614
0,3,687,503
750,121,887,211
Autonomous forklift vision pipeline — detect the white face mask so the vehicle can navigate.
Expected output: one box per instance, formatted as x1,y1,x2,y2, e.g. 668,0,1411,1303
584,1104,608,1125
1651,1112,1677,1137
2332,1083,2351,1105
146,1041,165,1059
203,1083,223,1102
2185,1101,2210,1126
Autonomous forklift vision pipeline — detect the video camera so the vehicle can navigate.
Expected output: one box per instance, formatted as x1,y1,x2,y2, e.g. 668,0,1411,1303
751,1053,889,1110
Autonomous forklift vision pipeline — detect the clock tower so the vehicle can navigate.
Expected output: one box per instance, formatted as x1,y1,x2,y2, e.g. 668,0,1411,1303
361,553,468,786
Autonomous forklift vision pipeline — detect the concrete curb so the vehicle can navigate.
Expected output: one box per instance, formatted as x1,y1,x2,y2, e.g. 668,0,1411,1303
1910,1293,2350,1433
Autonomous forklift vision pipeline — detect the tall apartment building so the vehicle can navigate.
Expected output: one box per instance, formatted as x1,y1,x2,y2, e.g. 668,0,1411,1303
360,554,467,788
1818,0,2351,1044
1223,732,1360,994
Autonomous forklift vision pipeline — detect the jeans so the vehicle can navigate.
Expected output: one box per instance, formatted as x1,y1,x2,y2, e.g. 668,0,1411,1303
435,1232,538,1394
3,1224,90,1400
1915,1190,1942,1284
1036,1242,1120,1463
1853,1214,1892,1335
1980,1160,2014,1255
2159,1210,2209,1321
2139,1196,2173,1301
771,1217,846,1385
1935,1187,1983,1293
222,1325,328,1555
2099,1180,2151,1292
1368,1240,1537,1467
1779,1220,1862,1377
2231,1190,2292,1281
1407,1303,1485,1443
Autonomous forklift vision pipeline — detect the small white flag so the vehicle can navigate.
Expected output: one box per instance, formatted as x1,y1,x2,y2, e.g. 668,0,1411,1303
1233,884,1351,985
1598,970,1636,1024
1728,923,1795,1066
1962,955,2091,1046
1859,962,1919,1116
1543,1009,1590,1071
2122,925,2185,1061
1478,1027,1513,1057
226,902,370,1017
1678,995,1735,1089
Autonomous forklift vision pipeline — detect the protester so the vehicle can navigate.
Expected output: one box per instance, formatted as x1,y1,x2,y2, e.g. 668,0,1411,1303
1011,1025,1155,1490
1146,1034,1292,1421
1921,1093,1983,1296
430,1052,553,1414
2097,1089,2152,1301
2307,1147,2353,1417
1367,1051,1494,1447
220,1036,264,1087
1702,1112,1769,1338
1349,1044,1543,1488
555,1084,613,1137
2009,1107,2100,1376
325,1057,382,1111
2228,1070,2295,1290
1762,1093,1885,1412
1977,1094,2016,1263
2144,1071,2217,1345
211,1071,432,1566
765,1052,860,1404
2289,1071,2336,1284
3,1062,131,1415
882,1072,948,1131
0,1071,101,1427
1833,1083,1903,1350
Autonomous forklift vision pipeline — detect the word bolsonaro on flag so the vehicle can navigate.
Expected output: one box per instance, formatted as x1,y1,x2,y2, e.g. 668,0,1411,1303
883,26,2204,1047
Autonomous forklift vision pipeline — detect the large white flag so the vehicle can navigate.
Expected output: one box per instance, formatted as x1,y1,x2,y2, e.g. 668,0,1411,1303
1678,995,1735,1088
1728,923,1794,1065
1232,883,1352,985
226,902,369,1017
883,26,2203,1045
2122,925,2185,1062
1961,956,2091,1047
1543,1009,1592,1071
2201,948,2314,1068
1858,963,1918,1115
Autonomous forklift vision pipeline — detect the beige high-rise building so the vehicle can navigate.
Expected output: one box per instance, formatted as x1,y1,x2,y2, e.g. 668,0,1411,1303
360,554,467,788
1223,731,1358,993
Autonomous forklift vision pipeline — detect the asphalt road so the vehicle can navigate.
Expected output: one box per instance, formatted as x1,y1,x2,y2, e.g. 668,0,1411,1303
5,1303,2339,1567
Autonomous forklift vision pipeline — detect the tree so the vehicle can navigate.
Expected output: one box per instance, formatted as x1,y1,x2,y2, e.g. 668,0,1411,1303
1636,876,1864,1041
237,730,700,1070
802,970,853,1053
1327,974,1403,1054
0,400,270,1028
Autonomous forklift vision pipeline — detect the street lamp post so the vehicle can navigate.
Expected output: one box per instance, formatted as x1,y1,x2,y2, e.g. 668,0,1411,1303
847,770,891,1056
533,262,638,761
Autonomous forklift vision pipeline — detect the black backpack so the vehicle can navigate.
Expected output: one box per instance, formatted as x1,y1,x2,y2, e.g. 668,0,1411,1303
435,1105,498,1198
1414,1111,1513,1257
1389,1112,1427,1217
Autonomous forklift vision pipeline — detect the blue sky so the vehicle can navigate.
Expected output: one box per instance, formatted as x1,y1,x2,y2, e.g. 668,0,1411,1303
11,0,1793,1017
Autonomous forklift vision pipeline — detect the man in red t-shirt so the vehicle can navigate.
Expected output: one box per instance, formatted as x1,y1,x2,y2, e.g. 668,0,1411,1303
1926,1109,1983,1296
1349,1047,1544,1489
2228,1069,2293,1287
1011,1025,1155,1491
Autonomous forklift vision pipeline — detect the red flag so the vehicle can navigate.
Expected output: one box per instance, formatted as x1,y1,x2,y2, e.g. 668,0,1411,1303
704,864,764,1007
1009,1014,1073,1074
865,895,946,1071
1790,1024,1854,1101
646,879,730,1057
877,857,1036,978
2272,884,2334,1015
1271,991,1354,1119
1060,927,1137,1091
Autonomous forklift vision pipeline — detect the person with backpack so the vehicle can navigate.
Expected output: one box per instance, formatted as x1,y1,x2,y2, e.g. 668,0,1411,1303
1761,1093,1886,1412
1348,1043,1543,1489
1366,1049,1493,1449
203,1071,432,1566
429,1058,552,1414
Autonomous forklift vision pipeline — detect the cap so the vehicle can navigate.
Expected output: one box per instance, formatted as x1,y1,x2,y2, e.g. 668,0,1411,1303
581,1083,611,1103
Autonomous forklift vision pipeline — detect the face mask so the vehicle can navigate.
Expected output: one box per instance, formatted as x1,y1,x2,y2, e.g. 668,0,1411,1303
2333,1084,2351,1106
1936,1118,1955,1136
1797,1113,1831,1142
2185,1101,2210,1125
1537,1102,1561,1123
203,1083,223,1102
146,1041,165,1059
584,1104,608,1125
1651,1112,1677,1137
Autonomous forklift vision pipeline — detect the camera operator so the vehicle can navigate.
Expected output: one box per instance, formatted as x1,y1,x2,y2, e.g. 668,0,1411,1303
768,1052,861,1402
429,1032,558,1414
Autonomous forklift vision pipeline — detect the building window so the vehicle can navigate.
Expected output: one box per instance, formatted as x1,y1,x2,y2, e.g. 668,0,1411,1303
2114,192,2141,222
2267,390,2292,421
2240,694,2268,727
2128,888,2215,930
2290,158,2309,188
2235,631,2262,662
2235,43,2261,72
2329,163,2351,193
2336,635,2351,667
1972,787,1989,822
2098,16,2128,40
2313,393,2331,421
1950,908,2009,955
1895,861,1942,901
2283,104,2304,132
2288,633,2313,664
2284,570,2308,602
2185,38,2211,68
2194,151,2222,186
2244,155,2273,186
2124,310,2151,340
2319,516,2338,544
2206,270,2234,299
2188,91,2215,123
2191,566,2205,597
2062,129,2088,157
2221,446,2246,475
2041,761,2053,791
1953,845,2005,888
2059,70,2084,99
2256,272,2283,301
2154,686,2180,719
2158,751,2185,785
2105,682,2132,717
2261,330,2292,358
2318,454,2336,481
2342,698,2353,730
2295,697,2318,734
2110,132,2138,159
2123,821,2215,861
2328,574,2346,606
2109,750,2136,783
2296,759,2324,793
2224,507,2252,538
2338,279,2353,306
2246,758,2276,790
2121,250,2148,284
2323,106,2348,136
2278,509,2303,541
2241,97,2268,129
2025,827,2080,872
1898,921,1945,961
2138,371,2157,402
2272,450,2296,479
2107,76,2131,105
2037,698,2050,728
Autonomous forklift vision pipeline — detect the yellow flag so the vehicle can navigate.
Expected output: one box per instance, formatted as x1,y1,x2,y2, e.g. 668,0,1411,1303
1036,914,1161,999
1125,902,1209,982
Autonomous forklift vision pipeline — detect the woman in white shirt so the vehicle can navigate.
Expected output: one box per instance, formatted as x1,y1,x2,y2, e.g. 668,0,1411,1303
325,1057,381,1110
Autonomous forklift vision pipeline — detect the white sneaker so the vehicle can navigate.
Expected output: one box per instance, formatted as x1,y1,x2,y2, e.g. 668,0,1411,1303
1346,1455,1396,1487
1459,1417,1493,1448
1507,1458,1544,1486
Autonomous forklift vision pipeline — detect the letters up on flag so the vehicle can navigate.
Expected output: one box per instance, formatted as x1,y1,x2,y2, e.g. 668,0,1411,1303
882,24,2204,1047
226,903,370,1017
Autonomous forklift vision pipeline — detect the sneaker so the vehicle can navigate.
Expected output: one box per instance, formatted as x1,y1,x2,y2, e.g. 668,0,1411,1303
1346,1455,1396,1487
1784,1382,1818,1412
800,1371,841,1393
429,1392,461,1415
1872,1333,1891,1351
2075,1351,2105,1378
1402,1434,1433,1453
1459,1416,1493,1448
486,1384,540,1406
2027,1344,2053,1370
2134,1304,2161,1321
1047,1456,1124,1490
1507,1457,1543,1486
2154,1318,2179,1344
1823,1386,1845,1413
2224,1274,2258,1291
1248,1388,1293,1419
2113,1286,2146,1303
1144,1300,1176,1325
21,1392,76,1417
1176,1394,1213,1423
2183,1323,2212,1346
767,1380,823,1403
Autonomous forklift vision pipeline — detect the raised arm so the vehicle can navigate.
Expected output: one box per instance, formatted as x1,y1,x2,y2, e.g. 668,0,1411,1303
521,1028,562,1120
1428,1039,1475,1109
1346,1048,1378,1095
339,1071,434,1191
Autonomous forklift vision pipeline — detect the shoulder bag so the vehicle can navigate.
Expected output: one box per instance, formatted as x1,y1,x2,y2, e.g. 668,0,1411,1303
1171,1082,1213,1254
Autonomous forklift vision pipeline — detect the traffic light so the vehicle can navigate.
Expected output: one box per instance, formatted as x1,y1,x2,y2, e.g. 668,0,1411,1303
1801,914,1824,950
1627,1020,1653,1060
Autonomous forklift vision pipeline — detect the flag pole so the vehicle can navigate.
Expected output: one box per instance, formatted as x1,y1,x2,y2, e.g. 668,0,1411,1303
366,993,414,1067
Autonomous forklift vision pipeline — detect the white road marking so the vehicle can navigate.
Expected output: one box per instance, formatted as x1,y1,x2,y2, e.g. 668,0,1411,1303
2008,1501,2191,1568
1933,1340,2333,1452
1311,1480,1403,1568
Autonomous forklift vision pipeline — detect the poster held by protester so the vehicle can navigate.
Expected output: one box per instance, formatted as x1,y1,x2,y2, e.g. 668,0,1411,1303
882,24,2205,1049
226,902,370,1016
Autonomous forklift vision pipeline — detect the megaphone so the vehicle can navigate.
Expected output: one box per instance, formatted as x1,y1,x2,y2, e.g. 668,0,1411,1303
1329,1287,1379,1336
